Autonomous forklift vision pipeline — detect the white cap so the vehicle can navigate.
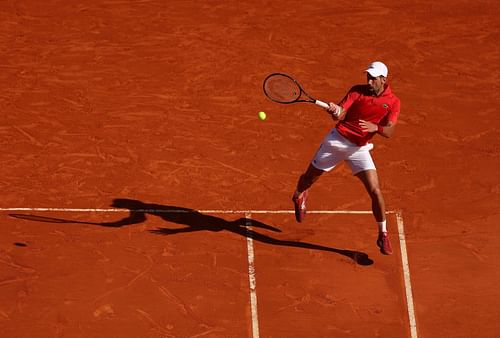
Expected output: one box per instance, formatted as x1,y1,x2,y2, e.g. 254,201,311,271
365,61,388,78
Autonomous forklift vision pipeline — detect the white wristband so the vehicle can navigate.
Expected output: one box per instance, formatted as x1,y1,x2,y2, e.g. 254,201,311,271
333,104,341,117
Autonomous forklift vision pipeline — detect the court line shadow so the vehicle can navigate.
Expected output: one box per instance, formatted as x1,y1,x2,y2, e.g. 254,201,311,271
9,198,374,266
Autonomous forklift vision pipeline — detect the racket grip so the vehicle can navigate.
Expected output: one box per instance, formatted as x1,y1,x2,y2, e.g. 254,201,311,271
315,100,329,109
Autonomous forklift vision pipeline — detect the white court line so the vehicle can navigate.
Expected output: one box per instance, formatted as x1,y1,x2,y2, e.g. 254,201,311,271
396,212,418,338
0,208,397,214
245,212,260,338
2,207,416,337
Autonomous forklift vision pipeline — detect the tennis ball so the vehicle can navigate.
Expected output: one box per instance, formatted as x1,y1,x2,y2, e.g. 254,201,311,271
258,111,267,120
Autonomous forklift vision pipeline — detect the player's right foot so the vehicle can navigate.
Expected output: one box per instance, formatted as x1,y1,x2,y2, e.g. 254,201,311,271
292,190,308,223
376,231,393,255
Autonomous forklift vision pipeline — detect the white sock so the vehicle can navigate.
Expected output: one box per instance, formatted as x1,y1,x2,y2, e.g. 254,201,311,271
377,220,387,233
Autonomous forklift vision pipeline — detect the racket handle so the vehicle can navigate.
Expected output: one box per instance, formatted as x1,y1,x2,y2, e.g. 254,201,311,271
315,100,329,109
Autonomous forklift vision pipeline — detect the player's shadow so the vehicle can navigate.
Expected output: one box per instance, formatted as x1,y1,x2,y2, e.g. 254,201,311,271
9,198,373,266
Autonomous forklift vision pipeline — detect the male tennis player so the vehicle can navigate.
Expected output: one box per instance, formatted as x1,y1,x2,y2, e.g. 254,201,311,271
292,61,400,255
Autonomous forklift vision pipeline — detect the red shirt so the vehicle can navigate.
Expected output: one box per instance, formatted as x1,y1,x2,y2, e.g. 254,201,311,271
336,84,400,146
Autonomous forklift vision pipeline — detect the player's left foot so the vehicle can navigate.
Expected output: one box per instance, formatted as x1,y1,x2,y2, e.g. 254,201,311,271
377,232,393,255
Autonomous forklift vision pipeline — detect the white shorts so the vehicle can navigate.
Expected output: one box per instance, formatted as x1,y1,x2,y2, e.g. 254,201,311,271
311,129,376,175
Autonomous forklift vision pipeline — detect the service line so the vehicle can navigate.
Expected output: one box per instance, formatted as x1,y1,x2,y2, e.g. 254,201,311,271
0,208,397,214
245,212,260,338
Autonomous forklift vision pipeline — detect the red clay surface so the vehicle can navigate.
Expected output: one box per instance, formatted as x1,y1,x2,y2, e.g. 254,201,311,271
1,1,500,337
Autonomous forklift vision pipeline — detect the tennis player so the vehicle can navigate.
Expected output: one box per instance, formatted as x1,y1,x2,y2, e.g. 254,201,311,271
292,61,400,255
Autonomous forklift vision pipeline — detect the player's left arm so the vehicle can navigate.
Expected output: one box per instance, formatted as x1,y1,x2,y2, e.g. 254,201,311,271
359,119,397,138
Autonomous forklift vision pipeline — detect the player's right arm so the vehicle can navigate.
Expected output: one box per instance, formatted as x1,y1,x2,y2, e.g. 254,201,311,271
326,102,346,120
327,85,361,121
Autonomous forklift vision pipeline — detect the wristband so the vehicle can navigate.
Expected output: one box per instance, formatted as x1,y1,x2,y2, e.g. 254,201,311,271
333,104,341,117
377,125,384,134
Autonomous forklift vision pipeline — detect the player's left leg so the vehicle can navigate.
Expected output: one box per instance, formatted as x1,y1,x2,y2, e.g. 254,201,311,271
355,169,393,255
355,169,385,221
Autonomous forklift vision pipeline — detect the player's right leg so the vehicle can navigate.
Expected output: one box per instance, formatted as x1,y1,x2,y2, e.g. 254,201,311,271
292,129,345,223
292,164,324,222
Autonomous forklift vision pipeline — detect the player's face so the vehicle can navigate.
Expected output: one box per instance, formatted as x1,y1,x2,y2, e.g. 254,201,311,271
367,74,386,95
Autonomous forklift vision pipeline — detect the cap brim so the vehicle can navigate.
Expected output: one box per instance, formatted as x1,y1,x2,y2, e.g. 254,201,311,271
365,69,379,77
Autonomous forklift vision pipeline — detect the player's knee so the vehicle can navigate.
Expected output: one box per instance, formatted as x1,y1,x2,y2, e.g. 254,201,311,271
369,186,383,200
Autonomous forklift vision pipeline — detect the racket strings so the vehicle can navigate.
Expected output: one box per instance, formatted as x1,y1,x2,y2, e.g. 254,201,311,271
264,75,301,103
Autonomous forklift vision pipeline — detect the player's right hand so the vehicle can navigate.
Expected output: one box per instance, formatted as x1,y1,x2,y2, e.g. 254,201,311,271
327,103,342,118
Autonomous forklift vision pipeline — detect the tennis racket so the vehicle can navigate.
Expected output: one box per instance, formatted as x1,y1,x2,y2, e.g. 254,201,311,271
263,73,329,108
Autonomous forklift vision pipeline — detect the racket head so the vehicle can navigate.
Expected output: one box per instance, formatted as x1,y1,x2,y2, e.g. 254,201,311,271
263,73,303,104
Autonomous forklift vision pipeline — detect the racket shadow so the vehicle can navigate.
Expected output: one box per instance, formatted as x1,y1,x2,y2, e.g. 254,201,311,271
9,198,374,266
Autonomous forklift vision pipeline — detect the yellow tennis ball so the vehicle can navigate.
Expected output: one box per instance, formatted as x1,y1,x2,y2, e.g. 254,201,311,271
258,111,267,120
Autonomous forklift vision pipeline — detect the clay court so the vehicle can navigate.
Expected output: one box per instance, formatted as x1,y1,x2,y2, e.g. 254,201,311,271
1,1,499,337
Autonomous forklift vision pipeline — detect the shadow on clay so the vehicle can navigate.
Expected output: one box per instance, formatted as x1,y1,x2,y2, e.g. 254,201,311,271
9,198,374,266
